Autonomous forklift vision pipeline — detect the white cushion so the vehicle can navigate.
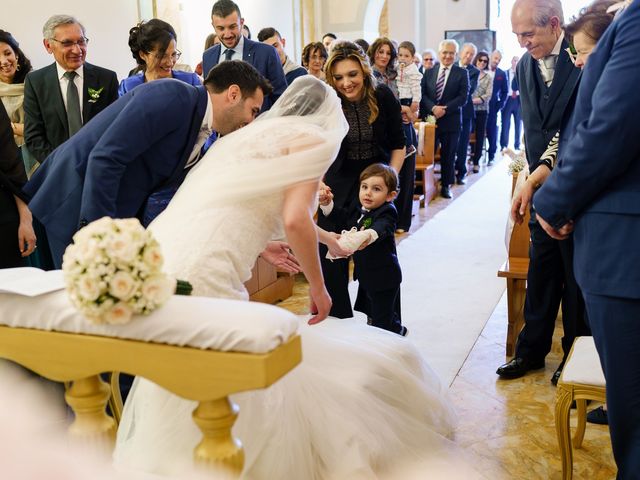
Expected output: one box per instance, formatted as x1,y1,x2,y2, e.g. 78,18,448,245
0,291,298,354
561,336,606,387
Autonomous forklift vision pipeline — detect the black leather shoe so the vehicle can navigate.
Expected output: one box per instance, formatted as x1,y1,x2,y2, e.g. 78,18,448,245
496,357,545,379
587,406,608,425
551,361,565,386
472,165,480,173
440,186,452,199
455,177,466,185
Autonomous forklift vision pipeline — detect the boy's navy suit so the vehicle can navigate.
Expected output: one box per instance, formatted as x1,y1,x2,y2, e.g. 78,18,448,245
328,202,403,334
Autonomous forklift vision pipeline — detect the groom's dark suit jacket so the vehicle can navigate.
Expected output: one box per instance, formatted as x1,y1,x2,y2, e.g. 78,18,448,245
23,79,208,266
328,202,402,292
23,62,119,163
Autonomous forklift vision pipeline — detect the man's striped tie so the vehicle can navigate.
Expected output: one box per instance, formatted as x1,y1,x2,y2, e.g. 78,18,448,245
435,67,447,101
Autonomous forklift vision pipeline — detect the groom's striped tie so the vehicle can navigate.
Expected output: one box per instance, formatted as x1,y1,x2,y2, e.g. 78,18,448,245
435,67,447,101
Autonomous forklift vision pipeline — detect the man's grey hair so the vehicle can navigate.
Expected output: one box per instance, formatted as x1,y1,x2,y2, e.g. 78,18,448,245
525,0,565,27
461,43,478,55
438,39,459,53
43,14,85,39
422,48,437,58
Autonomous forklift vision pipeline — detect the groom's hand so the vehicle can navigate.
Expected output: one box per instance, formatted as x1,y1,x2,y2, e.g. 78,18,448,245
261,241,301,274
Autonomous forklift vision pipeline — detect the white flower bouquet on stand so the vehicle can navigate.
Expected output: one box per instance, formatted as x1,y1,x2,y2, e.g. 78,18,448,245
62,217,179,325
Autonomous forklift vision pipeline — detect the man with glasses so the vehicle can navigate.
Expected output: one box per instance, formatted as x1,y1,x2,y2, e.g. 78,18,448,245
23,15,118,164
420,49,437,73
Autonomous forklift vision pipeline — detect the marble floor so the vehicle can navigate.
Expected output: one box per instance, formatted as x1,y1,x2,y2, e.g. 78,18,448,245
276,157,616,479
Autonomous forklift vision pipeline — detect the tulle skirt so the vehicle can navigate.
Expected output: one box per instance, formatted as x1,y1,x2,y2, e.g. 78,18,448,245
113,316,458,479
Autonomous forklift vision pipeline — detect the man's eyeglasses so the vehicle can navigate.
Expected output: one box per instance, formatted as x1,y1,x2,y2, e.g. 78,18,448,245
423,58,434,62
50,37,89,49
154,50,182,62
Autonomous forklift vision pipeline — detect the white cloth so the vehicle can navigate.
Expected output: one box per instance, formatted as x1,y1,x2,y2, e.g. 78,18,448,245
325,227,379,260
114,76,457,479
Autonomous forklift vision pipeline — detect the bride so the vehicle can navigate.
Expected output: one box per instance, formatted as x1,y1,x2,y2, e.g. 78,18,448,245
114,76,457,479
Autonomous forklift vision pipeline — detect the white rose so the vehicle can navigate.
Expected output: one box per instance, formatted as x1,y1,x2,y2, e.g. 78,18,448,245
108,271,138,301
108,235,138,263
103,302,133,325
76,275,102,302
141,275,174,307
142,244,164,271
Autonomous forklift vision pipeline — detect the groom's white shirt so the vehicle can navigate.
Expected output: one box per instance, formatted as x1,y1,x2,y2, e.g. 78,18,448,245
185,94,214,169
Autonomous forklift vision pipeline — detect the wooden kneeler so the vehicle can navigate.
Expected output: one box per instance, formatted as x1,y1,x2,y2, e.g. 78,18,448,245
0,323,301,475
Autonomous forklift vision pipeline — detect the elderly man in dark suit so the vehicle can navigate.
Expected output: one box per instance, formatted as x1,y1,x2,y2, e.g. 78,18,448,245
202,0,286,111
23,15,118,164
496,0,587,383
454,42,479,184
535,2,640,474
419,39,469,199
23,61,271,268
486,50,508,164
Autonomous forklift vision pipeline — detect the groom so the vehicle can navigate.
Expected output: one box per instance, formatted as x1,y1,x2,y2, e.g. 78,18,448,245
24,60,271,268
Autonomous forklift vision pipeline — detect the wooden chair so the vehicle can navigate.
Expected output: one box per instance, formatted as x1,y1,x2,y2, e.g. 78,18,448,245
497,173,531,356
555,336,606,480
0,291,302,476
414,122,437,207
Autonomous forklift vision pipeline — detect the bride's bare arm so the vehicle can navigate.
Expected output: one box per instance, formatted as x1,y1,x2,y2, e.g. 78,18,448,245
282,180,332,324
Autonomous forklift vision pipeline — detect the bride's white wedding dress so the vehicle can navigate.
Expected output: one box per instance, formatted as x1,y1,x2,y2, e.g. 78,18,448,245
113,78,458,479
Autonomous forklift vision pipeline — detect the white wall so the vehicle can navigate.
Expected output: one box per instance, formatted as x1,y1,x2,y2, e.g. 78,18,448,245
4,0,138,80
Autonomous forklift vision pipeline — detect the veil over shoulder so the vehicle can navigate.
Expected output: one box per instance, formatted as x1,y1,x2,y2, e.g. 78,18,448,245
162,76,349,212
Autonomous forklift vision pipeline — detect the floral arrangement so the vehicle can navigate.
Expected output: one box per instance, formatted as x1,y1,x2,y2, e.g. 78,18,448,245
425,115,437,125
503,148,528,176
62,217,176,325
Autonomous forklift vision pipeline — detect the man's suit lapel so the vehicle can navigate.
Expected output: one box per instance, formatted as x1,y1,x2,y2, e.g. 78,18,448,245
441,66,458,99
523,55,544,123
544,43,580,122
212,45,221,64
82,63,95,122
243,39,255,65
47,63,68,135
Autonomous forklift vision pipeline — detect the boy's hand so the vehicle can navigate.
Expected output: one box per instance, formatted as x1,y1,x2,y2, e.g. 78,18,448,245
318,182,333,206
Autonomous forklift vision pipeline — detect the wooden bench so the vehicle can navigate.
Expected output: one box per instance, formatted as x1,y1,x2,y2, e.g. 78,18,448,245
497,173,531,356
414,122,437,206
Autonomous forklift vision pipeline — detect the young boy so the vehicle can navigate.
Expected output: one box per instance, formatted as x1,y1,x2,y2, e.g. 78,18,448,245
319,163,406,336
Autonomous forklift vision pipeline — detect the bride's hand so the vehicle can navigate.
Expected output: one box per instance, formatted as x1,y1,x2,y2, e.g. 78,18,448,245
261,241,301,273
308,284,332,325
326,232,353,258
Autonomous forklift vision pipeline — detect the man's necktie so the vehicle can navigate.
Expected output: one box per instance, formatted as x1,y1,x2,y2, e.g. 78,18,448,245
185,125,215,169
64,71,82,135
224,48,235,61
435,67,447,101
542,56,556,87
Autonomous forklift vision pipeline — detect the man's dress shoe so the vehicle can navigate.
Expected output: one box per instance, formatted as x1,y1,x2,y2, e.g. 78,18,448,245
440,186,452,199
551,361,565,386
587,406,608,425
455,177,466,185
496,357,545,379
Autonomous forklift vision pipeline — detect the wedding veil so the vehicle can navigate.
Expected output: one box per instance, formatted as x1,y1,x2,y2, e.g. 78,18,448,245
166,75,349,209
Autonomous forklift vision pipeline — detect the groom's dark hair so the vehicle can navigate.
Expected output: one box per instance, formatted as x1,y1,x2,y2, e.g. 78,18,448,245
204,60,273,98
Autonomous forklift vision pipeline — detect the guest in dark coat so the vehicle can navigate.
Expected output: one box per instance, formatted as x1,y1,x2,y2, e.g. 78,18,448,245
486,50,508,163
419,39,469,199
23,15,118,165
0,102,35,267
497,0,587,384
321,41,405,318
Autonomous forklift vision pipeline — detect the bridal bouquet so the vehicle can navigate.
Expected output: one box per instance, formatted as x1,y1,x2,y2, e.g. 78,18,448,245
62,217,175,325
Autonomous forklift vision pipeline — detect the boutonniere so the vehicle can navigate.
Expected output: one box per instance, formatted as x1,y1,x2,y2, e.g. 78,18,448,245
362,218,372,229
87,87,104,103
